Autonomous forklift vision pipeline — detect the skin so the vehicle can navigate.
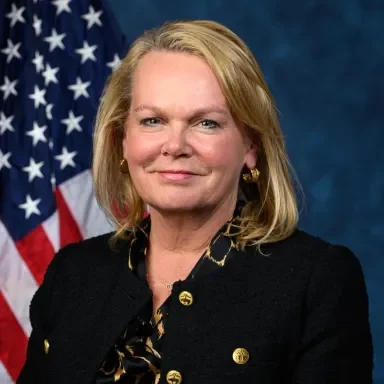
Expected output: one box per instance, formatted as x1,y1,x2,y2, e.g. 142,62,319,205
123,51,257,310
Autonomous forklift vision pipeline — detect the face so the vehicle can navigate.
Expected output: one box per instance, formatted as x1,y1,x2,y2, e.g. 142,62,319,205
123,51,257,214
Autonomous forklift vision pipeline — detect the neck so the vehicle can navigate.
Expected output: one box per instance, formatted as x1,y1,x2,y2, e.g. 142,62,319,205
147,195,237,258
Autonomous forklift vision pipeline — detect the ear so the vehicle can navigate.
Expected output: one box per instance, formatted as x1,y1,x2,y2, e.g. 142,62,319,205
244,143,258,169
121,124,129,160
122,136,128,159
242,125,260,169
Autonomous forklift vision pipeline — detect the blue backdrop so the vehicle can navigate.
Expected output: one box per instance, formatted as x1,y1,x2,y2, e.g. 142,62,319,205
108,0,383,380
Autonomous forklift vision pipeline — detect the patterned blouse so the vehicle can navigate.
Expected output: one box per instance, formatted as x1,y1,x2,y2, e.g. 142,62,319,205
95,201,246,383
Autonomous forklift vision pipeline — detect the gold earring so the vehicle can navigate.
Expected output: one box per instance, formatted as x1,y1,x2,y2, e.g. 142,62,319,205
242,167,260,183
119,159,129,174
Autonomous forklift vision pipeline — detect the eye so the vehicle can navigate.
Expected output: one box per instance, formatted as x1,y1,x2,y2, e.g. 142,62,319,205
199,119,220,129
140,117,161,126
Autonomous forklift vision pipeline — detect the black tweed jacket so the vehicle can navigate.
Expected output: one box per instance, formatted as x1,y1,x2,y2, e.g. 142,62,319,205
17,228,373,384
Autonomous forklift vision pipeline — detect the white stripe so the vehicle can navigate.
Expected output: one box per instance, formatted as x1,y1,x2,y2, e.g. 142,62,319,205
42,211,60,252
59,170,114,239
0,221,37,336
0,361,13,384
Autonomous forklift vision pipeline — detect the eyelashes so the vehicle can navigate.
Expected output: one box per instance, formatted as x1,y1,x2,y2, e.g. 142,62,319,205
139,117,221,129
140,117,161,126
200,119,220,129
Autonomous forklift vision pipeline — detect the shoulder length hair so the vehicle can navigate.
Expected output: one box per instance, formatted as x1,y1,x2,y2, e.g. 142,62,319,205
93,20,303,250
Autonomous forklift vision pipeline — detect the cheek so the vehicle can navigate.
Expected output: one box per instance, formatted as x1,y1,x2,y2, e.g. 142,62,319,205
123,132,159,166
195,134,244,171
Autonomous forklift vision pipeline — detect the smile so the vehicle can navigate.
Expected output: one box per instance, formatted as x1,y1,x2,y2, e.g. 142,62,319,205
158,171,197,181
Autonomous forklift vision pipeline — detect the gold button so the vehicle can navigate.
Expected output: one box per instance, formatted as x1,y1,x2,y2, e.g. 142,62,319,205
232,347,250,364
166,370,182,384
43,339,50,355
178,291,193,306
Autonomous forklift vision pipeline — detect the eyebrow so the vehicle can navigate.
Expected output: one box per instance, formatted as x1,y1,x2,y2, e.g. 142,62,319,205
133,104,230,119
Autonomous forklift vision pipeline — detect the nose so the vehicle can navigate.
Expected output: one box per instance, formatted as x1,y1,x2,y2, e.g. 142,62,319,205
160,125,192,157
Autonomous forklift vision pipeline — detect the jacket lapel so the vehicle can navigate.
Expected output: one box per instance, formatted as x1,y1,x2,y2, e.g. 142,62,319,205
77,265,152,384
48,243,153,384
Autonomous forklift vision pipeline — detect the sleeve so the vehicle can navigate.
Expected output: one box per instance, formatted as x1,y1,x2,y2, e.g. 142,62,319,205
16,251,66,384
291,244,373,383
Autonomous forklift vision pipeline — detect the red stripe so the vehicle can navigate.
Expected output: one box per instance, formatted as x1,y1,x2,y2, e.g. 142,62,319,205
55,188,83,248
0,292,28,382
15,225,55,286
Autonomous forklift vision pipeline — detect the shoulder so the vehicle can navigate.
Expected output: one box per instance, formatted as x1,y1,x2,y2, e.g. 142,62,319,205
260,228,330,256
28,232,130,334
291,230,367,292
41,232,128,290
260,228,362,267
240,230,370,325
61,231,115,254
56,232,121,266
248,229,367,290
37,231,127,298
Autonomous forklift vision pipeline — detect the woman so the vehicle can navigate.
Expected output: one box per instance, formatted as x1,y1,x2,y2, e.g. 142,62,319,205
17,20,373,384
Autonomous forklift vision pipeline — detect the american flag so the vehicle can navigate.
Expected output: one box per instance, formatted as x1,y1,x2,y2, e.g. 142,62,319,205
0,0,127,381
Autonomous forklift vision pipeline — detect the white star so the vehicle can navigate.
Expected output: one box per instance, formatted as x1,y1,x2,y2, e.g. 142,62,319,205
1,39,22,63
42,63,59,86
26,122,47,146
61,110,83,134
0,112,14,135
55,147,77,170
81,5,103,29
18,195,41,219
46,103,54,120
32,14,42,36
22,158,44,182
51,173,56,188
29,85,46,109
6,4,26,28
44,29,66,52
75,41,97,64
0,150,11,170
68,77,90,100
107,53,121,71
52,0,72,15
0,76,17,100
32,51,44,73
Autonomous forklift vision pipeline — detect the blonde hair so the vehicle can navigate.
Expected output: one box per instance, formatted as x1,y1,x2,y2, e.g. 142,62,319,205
93,20,303,251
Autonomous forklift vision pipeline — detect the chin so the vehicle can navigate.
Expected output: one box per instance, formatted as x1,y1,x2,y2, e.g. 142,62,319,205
146,194,208,214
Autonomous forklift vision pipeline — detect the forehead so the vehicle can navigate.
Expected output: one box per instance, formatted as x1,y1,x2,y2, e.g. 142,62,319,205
131,51,227,108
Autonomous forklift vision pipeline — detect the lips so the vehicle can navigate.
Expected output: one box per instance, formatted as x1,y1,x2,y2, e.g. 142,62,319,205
157,170,197,181
158,170,196,175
